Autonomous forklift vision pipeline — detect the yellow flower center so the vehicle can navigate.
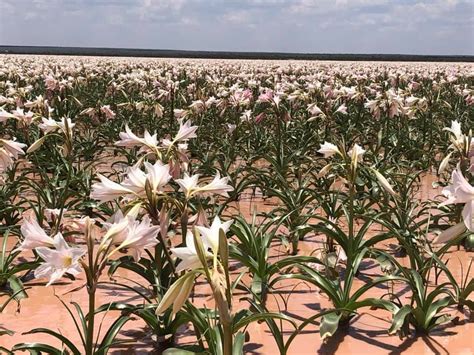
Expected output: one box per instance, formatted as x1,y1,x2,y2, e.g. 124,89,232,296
63,255,73,267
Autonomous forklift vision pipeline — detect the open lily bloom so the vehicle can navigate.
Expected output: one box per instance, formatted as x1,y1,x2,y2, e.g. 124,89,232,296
440,167,474,231
318,142,341,158
100,105,116,119
90,173,136,203
11,108,35,125
122,161,172,197
91,161,172,203
38,117,75,136
444,120,465,147
171,230,213,272
0,108,16,122
104,214,159,261
175,173,199,198
349,144,366,162
307,103,325,120
115,125,159,153
162,119,198,149
34,233,85,286
335,103,348,115
15,218,55,252
0,138,26,173
0,139,27,159
198,172,233,197
195,216,233,255
175,172,233,198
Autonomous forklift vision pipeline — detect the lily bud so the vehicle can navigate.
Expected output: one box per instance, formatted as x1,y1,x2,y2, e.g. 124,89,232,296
318,163,333,177
156,272,196,315
218,228,229,270
433,222,466,244
27,136,47,153
438,152,452,175
193,228,209,273
371,168,397,197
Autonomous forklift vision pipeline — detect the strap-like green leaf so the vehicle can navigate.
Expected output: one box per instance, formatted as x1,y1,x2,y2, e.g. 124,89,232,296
388,305,412,335
22,328,81,355
232,332,245,355
320,312,342,340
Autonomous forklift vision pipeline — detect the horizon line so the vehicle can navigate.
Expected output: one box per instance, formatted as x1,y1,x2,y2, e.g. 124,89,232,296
1,45,473,62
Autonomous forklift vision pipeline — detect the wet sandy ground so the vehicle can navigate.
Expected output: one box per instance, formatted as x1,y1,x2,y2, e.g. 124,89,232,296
1,178,474,354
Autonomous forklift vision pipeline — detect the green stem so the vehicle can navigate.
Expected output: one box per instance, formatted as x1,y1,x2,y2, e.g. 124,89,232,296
214,287,233,355
85,223,96,355
54,158,72,235
149,205,177,277
86,285,96,355
222,321,233,355
348,169,356,261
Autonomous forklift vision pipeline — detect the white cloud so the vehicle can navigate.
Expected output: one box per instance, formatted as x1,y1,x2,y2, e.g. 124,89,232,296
0,0,472,54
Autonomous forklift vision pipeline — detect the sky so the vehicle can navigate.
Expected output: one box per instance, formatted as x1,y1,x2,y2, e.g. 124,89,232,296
0,0,473,55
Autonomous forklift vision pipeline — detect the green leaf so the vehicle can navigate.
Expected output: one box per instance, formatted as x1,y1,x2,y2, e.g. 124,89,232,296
0,327,14,336
250,274,263,296
8,275,28,300
320,312,342,340
389,305,412,335
232,332,245,355
428,314,452,330
424,296,452,329
12,343,65,355
96,315,131,354
22,328,81,355
233,312,295,332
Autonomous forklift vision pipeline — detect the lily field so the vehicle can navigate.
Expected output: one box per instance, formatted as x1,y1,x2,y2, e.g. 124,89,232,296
0,55,473,354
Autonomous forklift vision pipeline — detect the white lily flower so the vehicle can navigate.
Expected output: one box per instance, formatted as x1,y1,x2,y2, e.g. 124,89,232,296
15,218,55,252
116,125,145,148
100,105,116,119
195,216,233,255
115,125,158,152
335,103,348,115
349,144,366,161
143,161,172,192
39,117,75,136
0,109,16,122
440,167,474,231
226,124,237,134
318,142,341,158
307,103,324,118
122,161,171,197
105,215,159,261
34,233,85,286
90,173,136,203
197,172,233,197
38,117,60,134
12,108,35,125
444,120,463,144
172,119,198,143
0,148,13,172
0,138,26,173
175,173,200,198
171,230,212,272
0,138,26,159
240,110,252,122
